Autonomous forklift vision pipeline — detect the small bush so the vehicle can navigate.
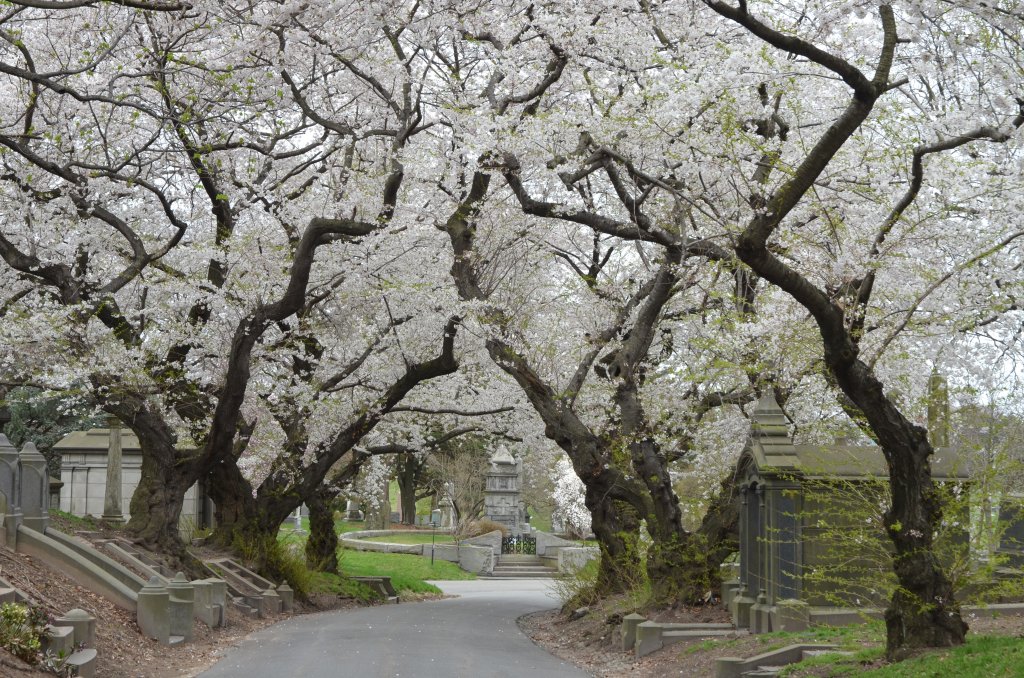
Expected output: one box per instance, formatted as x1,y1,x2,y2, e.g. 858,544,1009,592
459,519,508,539
233,531,314,599
0,602,47,664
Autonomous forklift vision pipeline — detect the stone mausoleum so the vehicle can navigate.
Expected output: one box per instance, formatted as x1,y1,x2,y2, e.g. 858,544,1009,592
726,394,970,633
54,427,212,531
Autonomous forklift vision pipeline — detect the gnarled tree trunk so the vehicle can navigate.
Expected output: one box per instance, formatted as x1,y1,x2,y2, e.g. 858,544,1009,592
305,485,340,574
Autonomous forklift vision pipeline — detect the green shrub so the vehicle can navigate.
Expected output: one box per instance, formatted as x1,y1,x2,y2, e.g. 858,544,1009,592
233,531,314,599
0,602,47,664
459,519,507,539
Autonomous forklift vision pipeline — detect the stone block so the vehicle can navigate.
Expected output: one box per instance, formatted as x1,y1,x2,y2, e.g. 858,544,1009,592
772,598,810,632
635,621,663,657
3,507,22,548
620,613,646,651
277,583,294,612
167,572,195,642
721,578,742,608
66,648,98,678
137,577,170,644
191,579,215,627
54,609,96,648
751,593,772,634
261,587,281,615
42,625,75,656
730,588,755,629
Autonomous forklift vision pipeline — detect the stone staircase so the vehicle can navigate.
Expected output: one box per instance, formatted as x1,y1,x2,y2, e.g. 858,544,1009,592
488,554,557,578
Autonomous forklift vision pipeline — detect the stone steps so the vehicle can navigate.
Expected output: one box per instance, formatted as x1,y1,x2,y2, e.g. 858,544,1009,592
477,552,558,578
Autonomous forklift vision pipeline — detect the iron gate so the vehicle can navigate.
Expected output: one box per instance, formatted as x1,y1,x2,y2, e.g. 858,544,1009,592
501,534,537,554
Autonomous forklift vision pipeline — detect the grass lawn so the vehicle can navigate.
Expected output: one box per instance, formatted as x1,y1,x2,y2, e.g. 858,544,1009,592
277,515,474,595
338,549,475,594
785,634,1024,677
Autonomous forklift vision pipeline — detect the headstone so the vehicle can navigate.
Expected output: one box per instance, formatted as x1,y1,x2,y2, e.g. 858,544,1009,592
137,577,170,643
0,435,22,546
167,572,195,641
344,499,362,521
101,417,125,523
19,442,49,532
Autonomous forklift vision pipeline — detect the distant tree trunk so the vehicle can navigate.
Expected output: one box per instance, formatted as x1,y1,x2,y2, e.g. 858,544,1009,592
396,453,423,525
305,486,340,573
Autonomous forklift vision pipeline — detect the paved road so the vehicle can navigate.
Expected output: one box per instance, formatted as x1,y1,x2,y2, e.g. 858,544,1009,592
198,579,589,678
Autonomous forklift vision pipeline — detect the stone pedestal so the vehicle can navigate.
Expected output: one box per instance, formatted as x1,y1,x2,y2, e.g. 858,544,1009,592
137,577,170,644
277,583,294,613
261,587,281,615
620,613,646,651
721,578,742,609
54,609,96,648
167,573,195,641
751,592,772,634
191,579,218,628
730,585,755,629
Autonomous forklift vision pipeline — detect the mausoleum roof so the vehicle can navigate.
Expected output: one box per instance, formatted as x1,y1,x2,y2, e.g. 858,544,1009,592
741,394,969,481
53,428,142,454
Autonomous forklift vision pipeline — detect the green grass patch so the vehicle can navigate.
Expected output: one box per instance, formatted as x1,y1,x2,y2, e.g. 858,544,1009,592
308,572,380,604
354,532,456,545
338,548,474,594
49,509,99,530
781,629,1024,677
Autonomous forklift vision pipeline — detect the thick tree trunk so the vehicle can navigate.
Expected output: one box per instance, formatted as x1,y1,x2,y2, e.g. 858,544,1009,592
835,363,967,659
587,491,642,597
122,419,197,561
207,460,258,546
305,486,340,574
126,450,192,558
630,438,740,605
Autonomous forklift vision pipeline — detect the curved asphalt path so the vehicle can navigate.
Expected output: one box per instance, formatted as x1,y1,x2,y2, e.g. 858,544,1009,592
198,579,589,678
